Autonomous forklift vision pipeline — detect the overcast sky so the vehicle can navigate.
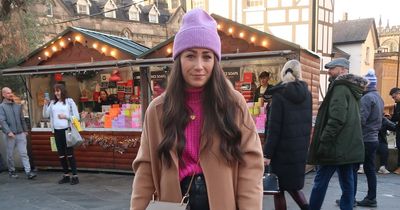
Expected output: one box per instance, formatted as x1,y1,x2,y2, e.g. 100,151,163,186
334,0,400,27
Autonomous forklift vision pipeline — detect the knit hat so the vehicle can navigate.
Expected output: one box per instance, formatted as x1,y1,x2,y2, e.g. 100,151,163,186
280,60,302,83
173,8,221,60
364,69,377,88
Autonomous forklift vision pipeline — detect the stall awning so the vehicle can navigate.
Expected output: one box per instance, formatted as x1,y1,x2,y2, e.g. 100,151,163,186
0,50,295,76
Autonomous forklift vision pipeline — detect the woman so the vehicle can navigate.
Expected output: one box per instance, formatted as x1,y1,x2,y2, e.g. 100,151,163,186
130,9,264,210
93,90,112,112
43,83,80,185
264,60,312,210
253,71,273,102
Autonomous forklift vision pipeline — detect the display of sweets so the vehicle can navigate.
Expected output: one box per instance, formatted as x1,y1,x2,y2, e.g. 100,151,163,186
110,104,141,128
247,102,267,133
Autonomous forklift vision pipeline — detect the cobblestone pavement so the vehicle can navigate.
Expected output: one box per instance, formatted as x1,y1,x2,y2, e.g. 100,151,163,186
0,170,399,209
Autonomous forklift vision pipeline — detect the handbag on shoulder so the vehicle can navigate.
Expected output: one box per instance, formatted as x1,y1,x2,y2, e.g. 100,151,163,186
263,166,280,193
145,173,196,210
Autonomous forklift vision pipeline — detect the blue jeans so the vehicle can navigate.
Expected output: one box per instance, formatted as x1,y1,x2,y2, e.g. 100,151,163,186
309,164,355,210
362,142,378,200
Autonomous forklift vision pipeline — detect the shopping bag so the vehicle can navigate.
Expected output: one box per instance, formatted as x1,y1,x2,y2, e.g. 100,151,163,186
65,126,83,148
50,137,58,152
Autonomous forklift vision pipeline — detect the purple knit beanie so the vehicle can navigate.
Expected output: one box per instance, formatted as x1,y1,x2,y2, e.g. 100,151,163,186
173,8,221,60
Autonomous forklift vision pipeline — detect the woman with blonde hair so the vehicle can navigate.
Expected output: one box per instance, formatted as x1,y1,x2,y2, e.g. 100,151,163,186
130,8,264,210
264,60,312,210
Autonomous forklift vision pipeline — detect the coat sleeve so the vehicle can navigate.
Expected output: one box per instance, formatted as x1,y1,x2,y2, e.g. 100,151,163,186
264,94,283,159
19,105,28,132
320,86,349,142
360,94,372,127
130,108,156,210
236,95,264,210
0,105,11,134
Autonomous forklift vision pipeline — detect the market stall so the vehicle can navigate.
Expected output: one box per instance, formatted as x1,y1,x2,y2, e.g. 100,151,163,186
1,15,320,172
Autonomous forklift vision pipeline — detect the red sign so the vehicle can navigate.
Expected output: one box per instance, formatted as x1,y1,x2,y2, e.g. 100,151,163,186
54,73,63,81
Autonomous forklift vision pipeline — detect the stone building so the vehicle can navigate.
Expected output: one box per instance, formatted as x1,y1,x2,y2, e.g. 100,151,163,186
31,0,185,48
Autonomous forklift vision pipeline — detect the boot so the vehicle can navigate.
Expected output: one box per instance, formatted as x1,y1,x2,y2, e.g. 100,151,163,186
71,176,79,185
58,175,70,184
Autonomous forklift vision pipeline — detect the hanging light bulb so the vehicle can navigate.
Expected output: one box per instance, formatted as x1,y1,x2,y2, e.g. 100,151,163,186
251,36,256,42
92,43,98,49
110,50,116,57
239,32,244,38
44,51,50,57
52,46,57,52
262,40,267,47
101,47,107,53
75,35,81,41
167,48,172,54
228,28,233,34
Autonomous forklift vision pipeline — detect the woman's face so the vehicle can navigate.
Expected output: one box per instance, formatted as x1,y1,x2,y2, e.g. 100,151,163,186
54,88,62,100
180,48,214,88
100,91,108,101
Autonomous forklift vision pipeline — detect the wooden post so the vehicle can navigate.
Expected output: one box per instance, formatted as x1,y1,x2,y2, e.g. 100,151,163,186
140,66,151,123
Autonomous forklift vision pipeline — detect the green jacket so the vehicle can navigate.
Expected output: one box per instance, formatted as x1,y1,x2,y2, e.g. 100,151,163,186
308,74,368,165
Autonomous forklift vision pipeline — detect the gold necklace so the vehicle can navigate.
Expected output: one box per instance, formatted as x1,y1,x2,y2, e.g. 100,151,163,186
190,114,196,120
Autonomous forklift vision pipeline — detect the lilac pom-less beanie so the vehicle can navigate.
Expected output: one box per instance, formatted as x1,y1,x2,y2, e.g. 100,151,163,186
173,8,221,60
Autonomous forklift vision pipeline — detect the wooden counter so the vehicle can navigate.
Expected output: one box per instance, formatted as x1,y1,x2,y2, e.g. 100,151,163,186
30,128,141,172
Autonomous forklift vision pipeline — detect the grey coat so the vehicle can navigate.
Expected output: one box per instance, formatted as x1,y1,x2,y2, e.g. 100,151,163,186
0,99,28,135
360,88,384,142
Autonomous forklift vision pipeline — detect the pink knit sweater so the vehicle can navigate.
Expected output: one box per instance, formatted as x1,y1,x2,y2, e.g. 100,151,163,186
179,87,204,181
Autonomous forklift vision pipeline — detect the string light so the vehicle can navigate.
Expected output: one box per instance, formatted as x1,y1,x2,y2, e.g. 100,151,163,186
101,47,107,53
217,24,221,30
38,57,41,60
167,48,172,54
239,32,244,38
251,36,256,42
52,46,57,52
110,50,116,57
93,43,98,49
262,40,267,47
228,28,233,34
59,41,65,47
44,51,49,57
75,35,81,41
68,38,71,41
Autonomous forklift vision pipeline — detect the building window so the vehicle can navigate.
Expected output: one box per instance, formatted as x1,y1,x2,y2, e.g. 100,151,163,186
149,14,158,23
192,0,204,9
104,8,116,18
365,47,370,64
77,4,89,15
46,2,53,17
247,0,263,7
129,11,139,21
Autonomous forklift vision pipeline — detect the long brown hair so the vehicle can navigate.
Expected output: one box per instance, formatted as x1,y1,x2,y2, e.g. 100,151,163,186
158,55,245,167
53,83,68,105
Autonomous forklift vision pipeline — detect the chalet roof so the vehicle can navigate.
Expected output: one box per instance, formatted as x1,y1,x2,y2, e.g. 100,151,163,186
333,18,378,45
15,26,149,66
72,27,149,56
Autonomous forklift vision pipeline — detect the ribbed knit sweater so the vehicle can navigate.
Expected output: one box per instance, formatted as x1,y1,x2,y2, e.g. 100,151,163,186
179,87,204,181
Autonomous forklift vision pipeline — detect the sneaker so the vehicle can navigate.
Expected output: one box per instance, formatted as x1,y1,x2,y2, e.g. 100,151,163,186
58,175,70,184
394,167,400,175
378,166,390,174
26,172,37,179
357,197,377,207
335,199,357,207
9,171,19,179
70,176,79,185
357,165,364,174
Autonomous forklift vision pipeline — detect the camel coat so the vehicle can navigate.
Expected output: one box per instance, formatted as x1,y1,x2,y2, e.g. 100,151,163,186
130,90,264,210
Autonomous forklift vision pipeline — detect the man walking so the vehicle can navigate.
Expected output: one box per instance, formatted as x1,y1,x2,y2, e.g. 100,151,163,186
0,87,36,179
355,69,384,207
389,87,400,174
308,58,368,210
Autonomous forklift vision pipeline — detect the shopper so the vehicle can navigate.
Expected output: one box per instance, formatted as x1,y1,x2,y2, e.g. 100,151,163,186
355,69,384,207
308,58,368,210
0,87,36,179
264,60,312,210
130,8,264,210
389,87,400,174
43,83,80,185
377,115,396,174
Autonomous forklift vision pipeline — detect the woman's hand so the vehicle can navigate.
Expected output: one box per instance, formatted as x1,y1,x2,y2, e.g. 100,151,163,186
58,113,67,119
44,99,50,105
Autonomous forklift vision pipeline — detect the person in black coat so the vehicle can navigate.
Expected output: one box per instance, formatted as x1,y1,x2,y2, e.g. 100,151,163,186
264,60,312,210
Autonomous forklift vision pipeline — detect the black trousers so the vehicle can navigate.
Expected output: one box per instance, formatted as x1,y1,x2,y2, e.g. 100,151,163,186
180,174,209,210
54,128,78,175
